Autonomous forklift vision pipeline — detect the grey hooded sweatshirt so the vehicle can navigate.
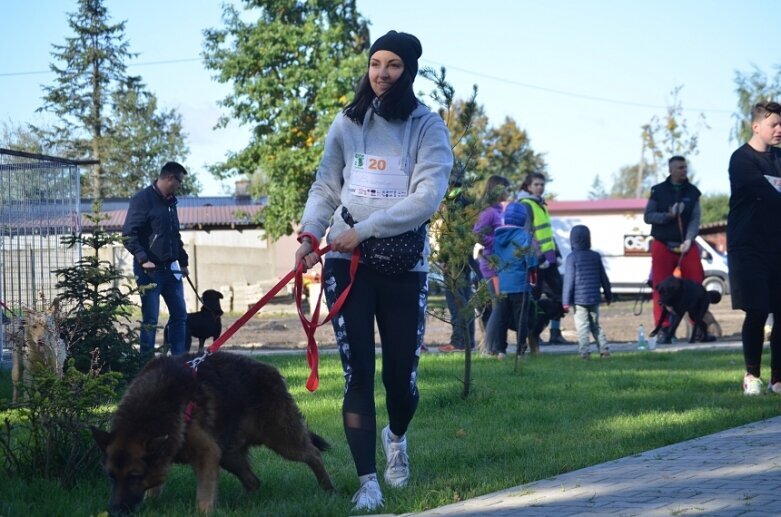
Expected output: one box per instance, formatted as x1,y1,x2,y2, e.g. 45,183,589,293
300,102,453,272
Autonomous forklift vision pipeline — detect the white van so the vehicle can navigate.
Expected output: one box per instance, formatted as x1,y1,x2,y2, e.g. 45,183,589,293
552,216,729,297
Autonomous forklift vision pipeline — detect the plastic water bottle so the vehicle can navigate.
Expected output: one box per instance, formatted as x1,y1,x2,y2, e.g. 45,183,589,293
637,324,646,350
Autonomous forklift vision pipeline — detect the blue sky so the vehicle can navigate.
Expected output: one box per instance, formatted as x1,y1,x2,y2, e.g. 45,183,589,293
1,0,779,199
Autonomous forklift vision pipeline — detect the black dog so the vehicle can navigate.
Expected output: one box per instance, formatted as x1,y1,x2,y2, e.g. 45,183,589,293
649,276,721,344
164,289,224,353
506,296,561,354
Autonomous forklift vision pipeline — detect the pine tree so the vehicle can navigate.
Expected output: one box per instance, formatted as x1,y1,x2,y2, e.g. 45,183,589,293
35,0,189,198
588,175,608,200
54,203,141,379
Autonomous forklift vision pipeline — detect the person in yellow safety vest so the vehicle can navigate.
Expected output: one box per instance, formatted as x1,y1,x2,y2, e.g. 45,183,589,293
518,171,571,345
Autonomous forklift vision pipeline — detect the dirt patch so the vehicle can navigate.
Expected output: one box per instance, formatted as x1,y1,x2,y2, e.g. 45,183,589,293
213,294,744,351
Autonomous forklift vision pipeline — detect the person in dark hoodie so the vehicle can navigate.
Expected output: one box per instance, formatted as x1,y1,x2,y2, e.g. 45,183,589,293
492,202,538,358
727,101,781,396
122,161,189,357
562,224,613,359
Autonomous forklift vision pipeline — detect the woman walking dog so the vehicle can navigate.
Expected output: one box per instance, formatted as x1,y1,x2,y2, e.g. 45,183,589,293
294,30,452,511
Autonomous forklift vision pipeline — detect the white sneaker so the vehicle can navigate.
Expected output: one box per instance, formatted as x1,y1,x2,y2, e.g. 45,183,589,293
381,425,410,488
768,381,781,395
351,478,383,512
743,374,763,396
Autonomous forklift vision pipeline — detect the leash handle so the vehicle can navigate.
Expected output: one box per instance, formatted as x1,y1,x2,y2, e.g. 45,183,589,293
294,247,360,392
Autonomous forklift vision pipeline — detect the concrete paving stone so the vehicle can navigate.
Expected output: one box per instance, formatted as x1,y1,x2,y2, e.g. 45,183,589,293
411,415,781,516
737,496,780,507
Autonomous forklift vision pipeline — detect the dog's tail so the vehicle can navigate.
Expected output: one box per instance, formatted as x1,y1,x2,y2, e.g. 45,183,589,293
707,291,722,304
309,432,331,451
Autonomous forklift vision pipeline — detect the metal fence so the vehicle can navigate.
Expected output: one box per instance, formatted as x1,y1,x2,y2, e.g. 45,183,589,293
0,148,83,361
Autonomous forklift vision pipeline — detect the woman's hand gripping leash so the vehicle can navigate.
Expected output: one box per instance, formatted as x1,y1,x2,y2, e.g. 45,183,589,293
294,233,359,392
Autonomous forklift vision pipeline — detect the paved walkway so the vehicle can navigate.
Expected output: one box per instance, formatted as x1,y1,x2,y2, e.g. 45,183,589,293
407,415,781,516
399,339,780,517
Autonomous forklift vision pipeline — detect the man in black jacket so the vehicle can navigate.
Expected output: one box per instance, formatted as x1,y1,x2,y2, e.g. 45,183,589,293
643,156,704,344
122,162,189,356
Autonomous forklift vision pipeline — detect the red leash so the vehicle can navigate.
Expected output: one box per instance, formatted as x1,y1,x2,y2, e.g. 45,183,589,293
293,248,359,391
186,243,359,392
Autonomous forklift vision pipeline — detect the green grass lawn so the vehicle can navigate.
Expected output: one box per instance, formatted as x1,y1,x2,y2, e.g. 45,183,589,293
1,348,779,516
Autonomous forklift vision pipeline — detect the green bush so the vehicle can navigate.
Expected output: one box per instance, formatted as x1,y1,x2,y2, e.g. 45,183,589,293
0,357,120,487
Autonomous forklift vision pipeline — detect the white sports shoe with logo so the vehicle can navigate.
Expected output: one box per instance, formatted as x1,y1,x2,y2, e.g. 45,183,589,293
743,373,763,396
381,425,410,488
351,478,383,512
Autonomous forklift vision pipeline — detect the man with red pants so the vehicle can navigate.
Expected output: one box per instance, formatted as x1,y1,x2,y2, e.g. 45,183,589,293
644,156,704,344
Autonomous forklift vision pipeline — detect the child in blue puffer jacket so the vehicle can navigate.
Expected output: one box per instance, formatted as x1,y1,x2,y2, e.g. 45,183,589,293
562,224,613,359
493,202,538,357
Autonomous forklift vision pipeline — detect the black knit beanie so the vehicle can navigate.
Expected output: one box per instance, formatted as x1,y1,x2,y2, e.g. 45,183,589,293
369,30,422,81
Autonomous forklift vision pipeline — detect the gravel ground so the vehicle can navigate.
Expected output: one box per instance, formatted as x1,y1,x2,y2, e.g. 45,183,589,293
206,294,744,352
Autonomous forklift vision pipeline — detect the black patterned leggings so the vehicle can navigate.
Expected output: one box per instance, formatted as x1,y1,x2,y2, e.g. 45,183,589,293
323,258,427,477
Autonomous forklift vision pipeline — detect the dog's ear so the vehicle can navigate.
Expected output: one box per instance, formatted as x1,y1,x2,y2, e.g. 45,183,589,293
91,426,112,453
217,292,223,299
147,434,170,455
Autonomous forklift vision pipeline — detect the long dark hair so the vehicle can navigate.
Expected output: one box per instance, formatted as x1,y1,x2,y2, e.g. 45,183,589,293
481,175,510,206
343,69,418,124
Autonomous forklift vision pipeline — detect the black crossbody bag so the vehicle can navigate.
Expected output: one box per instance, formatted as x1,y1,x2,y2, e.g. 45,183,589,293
341,207,427,276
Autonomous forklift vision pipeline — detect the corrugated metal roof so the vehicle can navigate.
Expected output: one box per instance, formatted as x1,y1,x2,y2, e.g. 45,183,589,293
81,204,264,231
547,198,648,213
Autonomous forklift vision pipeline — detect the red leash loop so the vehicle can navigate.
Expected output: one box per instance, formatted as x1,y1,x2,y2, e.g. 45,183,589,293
204,246,332,355
293,248,360,392
195,243,359,392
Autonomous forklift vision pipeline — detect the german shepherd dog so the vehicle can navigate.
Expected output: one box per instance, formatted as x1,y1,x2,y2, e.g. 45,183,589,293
163,289,224,353
91,352,334,515
649,276,722,344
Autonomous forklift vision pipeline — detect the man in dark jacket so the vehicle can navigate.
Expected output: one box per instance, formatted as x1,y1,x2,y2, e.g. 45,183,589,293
643,156,703,344
562,225,612,359
122,162,189,356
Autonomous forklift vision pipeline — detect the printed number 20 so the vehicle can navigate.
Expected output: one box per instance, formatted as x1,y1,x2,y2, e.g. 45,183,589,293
368,158,386,171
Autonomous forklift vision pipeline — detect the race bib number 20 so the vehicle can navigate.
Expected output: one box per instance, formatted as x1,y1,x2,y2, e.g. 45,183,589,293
349,152,408,198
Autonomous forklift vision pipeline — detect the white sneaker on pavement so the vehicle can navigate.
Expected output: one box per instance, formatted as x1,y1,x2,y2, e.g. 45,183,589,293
381,425,410,488
351,478,383,512
743,373,763,396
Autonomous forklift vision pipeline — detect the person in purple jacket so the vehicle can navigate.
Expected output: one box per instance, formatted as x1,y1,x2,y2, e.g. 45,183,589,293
473,175,511,357
562,224,613,359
